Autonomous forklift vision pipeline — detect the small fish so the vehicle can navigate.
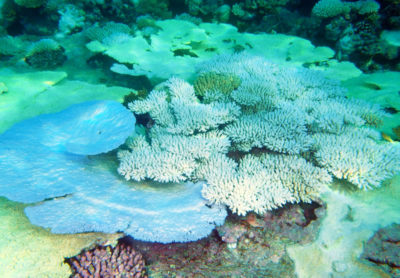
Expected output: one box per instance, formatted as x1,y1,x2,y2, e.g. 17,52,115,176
382,132,394,143
43,80,55,86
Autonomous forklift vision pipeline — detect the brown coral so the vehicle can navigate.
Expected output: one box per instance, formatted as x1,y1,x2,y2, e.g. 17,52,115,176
66,242,147,278
194,72,241,99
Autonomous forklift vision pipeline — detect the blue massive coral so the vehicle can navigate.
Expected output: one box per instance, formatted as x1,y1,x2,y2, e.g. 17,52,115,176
0,100,226,243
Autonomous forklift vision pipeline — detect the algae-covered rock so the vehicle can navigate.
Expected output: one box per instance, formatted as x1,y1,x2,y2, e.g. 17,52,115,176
0,197,121,278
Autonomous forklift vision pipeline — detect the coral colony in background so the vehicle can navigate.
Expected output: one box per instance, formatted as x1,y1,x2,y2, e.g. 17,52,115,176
1,0,399,72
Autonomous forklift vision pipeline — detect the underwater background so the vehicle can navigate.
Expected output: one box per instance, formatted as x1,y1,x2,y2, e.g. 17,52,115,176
0,0,399,277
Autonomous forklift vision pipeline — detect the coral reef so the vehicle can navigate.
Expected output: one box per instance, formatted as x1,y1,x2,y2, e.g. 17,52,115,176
199,53,396,188
130,77,240,135
0,1,399,276
309,0,400,71
223,111,312,153
117,77,238,184
26,179,227,243
67,241,147,278
0,0,396,72
121,72,328,216
185,0,223,18
288,176,400,277
118,133,231,183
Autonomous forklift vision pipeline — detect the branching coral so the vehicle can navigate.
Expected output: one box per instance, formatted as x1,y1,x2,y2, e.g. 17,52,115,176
118,78,238,184
201,153,331,215
119,52,397,216
129,77,241,135
313,129,400,190
223,109,312,153
118,134,198,183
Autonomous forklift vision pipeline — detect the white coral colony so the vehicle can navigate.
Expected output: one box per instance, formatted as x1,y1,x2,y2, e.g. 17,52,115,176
121,53,399,216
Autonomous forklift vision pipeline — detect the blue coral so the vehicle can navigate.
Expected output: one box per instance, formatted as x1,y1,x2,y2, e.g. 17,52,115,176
0,100,135,202
0,100,226,243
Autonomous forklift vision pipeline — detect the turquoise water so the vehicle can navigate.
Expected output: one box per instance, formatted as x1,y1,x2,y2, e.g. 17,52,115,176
0,1,399,277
